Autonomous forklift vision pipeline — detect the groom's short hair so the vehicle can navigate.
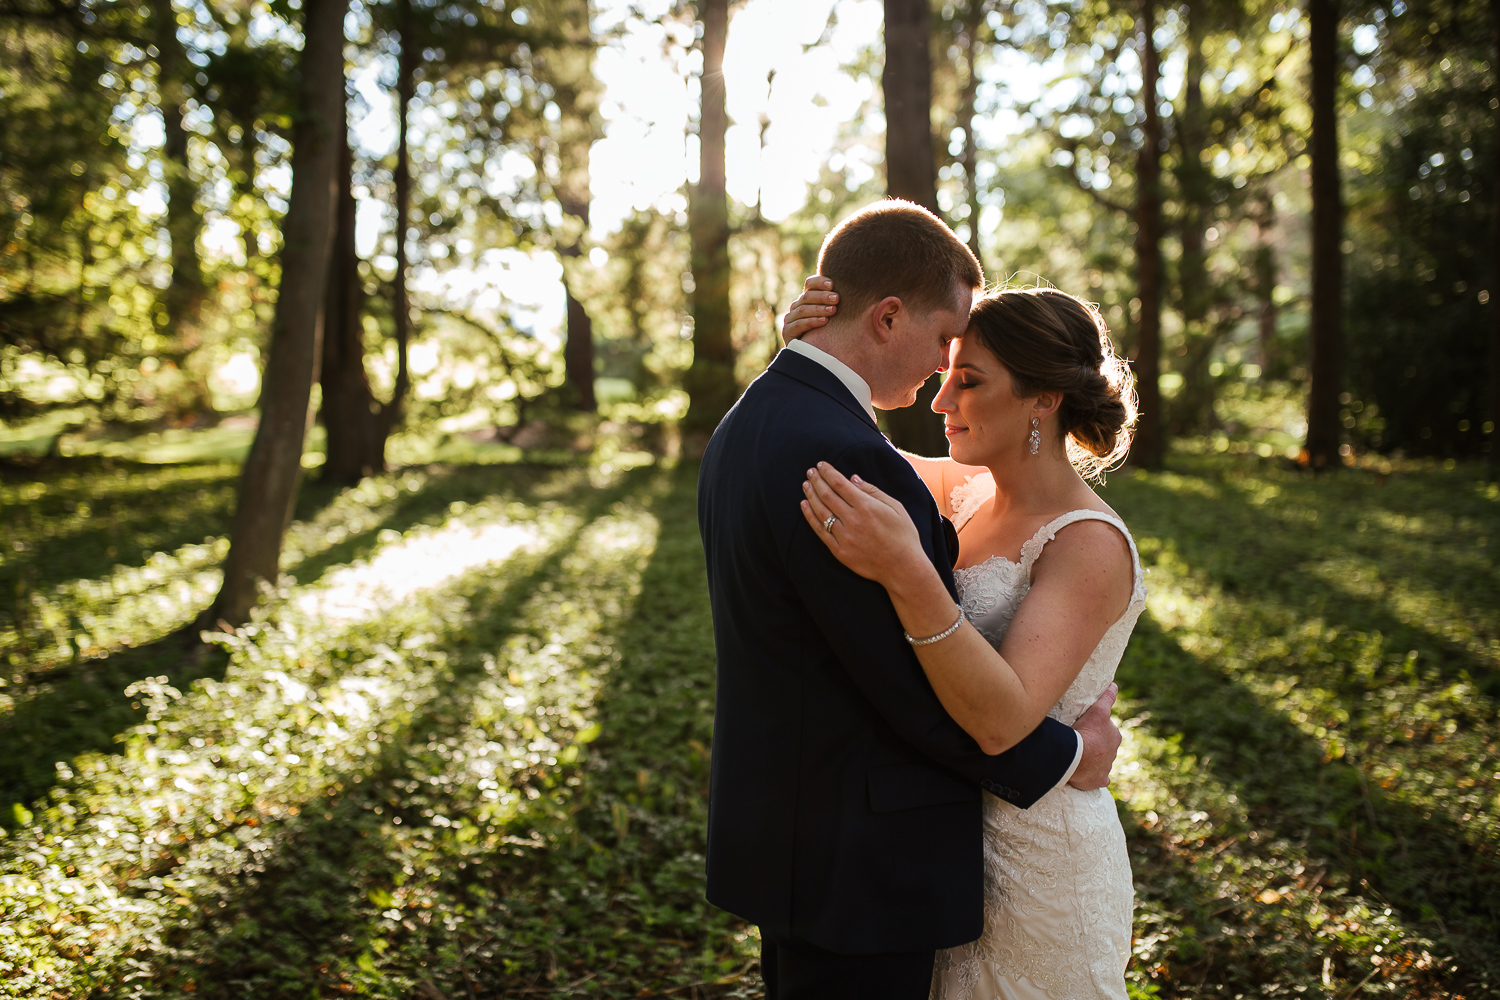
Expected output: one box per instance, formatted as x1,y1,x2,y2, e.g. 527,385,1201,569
817,200,983,322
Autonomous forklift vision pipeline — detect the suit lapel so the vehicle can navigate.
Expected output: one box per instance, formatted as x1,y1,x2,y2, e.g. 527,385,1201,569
768,350,960,580
766,349,881,433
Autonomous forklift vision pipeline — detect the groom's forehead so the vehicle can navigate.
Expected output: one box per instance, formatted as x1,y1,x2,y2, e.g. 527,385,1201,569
953,285,975,316
913,281,974,322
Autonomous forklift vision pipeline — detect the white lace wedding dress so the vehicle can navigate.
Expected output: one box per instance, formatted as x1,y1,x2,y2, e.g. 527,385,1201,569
931,472,1146,1000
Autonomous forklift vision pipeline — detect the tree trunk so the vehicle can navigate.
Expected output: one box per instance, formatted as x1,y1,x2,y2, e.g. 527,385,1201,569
151,0,213,417
1253,191,1278,375
320,129,385,484
1490,0,1500,466
681,0,736,456
560,220,597,412
382,0,415,443
207,0,348,628
882,0,947,456
557,132,596,411
959,0,984,263
1167,0,1218,436
1131,0,1164,470
319,9,416,484
1305,0,1344,470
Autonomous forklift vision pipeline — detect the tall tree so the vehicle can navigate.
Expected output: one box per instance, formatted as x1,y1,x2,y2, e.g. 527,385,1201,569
882,0,947,456
318,120,387,483
1252,189,1278,374
1166,0,1218,435
681,0,735,456
956,0,986,263
1305,0,1344,469
318,6,415,484
545,0,601,413
149,0,208,380
388,0,415,443
1132,0,1165,469
558,176,596,413
207,0,349,628
1491,0,1500,465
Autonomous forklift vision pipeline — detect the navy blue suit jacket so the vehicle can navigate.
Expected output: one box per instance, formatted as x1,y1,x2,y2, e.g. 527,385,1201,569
697,349,1080,955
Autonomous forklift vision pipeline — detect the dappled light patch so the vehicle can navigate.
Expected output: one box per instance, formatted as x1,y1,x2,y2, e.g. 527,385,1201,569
1106,456,1499,997
2,454,1495,998
294,514,561,625
0,463,761,998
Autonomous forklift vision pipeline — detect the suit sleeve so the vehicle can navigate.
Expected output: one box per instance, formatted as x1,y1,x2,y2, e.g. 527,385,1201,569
785,440,1080,807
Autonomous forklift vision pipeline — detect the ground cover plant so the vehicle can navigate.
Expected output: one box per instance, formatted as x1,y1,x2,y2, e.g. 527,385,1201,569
1104,456,1500,998
1,452,1496,998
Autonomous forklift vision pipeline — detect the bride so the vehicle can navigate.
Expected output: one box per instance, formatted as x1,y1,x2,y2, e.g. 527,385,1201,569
783,280,1145,1000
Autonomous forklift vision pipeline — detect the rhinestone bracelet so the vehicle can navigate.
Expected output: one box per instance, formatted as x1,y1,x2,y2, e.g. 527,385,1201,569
905,607,965,646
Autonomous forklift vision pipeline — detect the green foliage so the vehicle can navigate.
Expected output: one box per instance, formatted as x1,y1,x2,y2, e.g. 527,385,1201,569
1,460,753,997
1104,455,1499,998
1345,54,1493,456
4,451,1497,997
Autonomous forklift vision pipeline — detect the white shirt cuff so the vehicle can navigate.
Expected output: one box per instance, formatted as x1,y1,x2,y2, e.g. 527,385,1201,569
1054,731,1084,791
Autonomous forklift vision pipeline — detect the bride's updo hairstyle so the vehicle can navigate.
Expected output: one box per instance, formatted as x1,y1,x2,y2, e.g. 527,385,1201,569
967,287,1138,481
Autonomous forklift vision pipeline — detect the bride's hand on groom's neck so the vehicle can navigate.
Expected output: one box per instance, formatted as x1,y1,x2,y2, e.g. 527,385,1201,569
782,275,839,344
1068,682,1121,790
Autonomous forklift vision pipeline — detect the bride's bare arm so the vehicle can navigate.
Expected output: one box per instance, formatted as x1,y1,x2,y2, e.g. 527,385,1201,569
800,462,1131,754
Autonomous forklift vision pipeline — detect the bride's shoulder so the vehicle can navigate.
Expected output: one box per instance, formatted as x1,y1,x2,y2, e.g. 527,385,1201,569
1025,508,1138,592
899,452,988,517
949,469,996,510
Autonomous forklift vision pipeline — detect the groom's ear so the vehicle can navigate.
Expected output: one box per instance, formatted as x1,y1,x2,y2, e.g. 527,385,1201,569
870,296,904,343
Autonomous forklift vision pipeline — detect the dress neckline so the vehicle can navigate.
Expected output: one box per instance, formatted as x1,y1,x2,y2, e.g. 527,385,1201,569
952,508,1129,573
949,472,1146,603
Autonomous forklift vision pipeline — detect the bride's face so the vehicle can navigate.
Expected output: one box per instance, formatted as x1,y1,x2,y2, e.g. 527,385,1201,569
931,333,1035,467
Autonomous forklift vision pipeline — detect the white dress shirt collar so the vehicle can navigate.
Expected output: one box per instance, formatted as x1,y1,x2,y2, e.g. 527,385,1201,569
783,338,876,423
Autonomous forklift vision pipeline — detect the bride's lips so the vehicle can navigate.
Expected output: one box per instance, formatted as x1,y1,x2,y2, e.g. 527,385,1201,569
944,425,967,436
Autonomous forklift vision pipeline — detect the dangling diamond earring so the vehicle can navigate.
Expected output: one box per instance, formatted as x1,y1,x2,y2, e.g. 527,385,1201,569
1028,416,1041,455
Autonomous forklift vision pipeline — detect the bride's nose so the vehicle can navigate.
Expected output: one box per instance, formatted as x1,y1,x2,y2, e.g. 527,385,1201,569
932,374,957,414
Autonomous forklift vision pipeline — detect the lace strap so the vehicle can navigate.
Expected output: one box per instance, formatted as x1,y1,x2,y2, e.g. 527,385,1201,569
1018,509,1147,603
947,472,996,533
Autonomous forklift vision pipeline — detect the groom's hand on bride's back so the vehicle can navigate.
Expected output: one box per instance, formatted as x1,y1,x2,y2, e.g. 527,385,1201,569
1068,682,1122,790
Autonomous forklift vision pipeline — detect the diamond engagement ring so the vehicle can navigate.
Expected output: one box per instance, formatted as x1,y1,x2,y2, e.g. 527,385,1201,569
823,515,838,533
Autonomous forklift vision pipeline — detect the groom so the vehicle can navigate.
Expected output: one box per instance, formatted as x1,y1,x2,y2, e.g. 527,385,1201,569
696,201,1122,999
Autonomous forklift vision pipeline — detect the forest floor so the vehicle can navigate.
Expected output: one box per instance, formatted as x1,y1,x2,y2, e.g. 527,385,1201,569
1,451,1496,999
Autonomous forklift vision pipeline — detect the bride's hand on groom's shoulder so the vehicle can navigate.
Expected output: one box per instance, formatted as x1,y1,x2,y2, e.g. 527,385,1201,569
781,275,840,345
799,462,926,584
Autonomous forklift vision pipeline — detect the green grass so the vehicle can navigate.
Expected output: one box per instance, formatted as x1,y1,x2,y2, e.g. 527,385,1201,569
2,460,749,997
1,451,1495,998
1102,455,1499,998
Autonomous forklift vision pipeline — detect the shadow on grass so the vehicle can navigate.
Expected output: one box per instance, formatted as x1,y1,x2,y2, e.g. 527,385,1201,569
1119,613,1499,997
461,461,745,996
1108,460,1500,693
137,466,667,998
149,463,749,999
1,459,239,608
279,464,584,590
0,630,232,807
0,463,595,809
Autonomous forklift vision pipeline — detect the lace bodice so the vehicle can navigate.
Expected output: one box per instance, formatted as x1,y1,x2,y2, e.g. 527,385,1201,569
932,471,1143,1000
948,472,1147,725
